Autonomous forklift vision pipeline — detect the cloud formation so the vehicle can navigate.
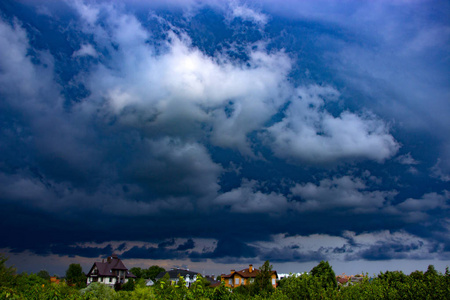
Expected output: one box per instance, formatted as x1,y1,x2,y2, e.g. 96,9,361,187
0,0,449,275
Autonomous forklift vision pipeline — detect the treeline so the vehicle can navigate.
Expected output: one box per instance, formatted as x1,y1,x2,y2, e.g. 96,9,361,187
1,255,449,299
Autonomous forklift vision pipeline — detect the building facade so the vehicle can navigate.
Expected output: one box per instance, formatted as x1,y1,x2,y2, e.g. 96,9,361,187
86,254,136,287
221,264,278,288
155,268,201,287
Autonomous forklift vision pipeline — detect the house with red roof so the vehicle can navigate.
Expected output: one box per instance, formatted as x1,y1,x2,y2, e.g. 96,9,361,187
86,254,136,287
221,264,278,288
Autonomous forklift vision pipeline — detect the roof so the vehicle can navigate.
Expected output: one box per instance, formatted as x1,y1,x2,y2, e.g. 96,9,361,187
222,267,277,279
204,275,221,287
87,254,136,278
155,269,200,280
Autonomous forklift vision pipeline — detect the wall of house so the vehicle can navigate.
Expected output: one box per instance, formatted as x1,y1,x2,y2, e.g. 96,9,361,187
271,274,277,288
87,276,127,287
221,274,277,288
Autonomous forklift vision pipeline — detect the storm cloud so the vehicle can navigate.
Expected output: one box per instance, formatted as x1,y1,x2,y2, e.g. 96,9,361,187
0,0,449,275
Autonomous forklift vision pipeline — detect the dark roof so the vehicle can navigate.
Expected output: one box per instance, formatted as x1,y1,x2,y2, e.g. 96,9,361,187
155,269,200,280
222,267,277,279
87,255,136,278
204,275,221,287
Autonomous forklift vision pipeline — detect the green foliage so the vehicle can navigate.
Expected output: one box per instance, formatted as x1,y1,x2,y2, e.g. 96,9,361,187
129,265,165,281
65,263,86,288
14,272,47,295
129,267,142,279
145,266,165,281
121,278,136,291
36,270,51,281
254,260,275,296
80,282,115,299
0,254,16,288
310,260,337,289
1,252,449,300
277,272,338,299
187,274,213,300
424,264,438,278
128,286,157,299
211,282,233,300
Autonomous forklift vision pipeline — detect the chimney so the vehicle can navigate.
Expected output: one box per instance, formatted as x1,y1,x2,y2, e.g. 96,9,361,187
231,270,235,273
249,264,253,273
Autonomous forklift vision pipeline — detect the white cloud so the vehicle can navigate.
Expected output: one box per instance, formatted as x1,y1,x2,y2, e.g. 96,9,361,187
387,191,449,222
228,1,269,27
253,229,435,263
215,179,289,214
74,4,291,155
431,158,450,182
72,0,99,25
398,192,447,211
73,44,98,57
265,86,399,164
396,153,419,165
291,176,397,213
68,2,401,163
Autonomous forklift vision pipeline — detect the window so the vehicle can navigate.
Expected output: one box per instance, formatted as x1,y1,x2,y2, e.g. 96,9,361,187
242,278,245,285
229,279,232,285
108,278,111,283
235,278,239,285
272,278,276,285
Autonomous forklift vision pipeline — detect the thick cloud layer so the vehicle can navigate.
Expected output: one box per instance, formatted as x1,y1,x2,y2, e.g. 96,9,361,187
0,0,449,274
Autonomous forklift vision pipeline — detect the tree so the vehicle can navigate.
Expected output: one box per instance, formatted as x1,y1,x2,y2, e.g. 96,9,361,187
0,254,16,287
254,260,275,295
37,270,51,281
310,261,337,289
80,282,115,299
130,267,143,278
145,265,165,281
424,264,438,279
121,278,136,291
65,263,86,288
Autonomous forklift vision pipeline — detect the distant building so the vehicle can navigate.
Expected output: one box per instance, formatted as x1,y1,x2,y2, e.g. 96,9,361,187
155,268,201,287
336,273,365,286
86,254,136,287
278,272,307,280
50,277,61,284
221,264,278,288
204,275,221,287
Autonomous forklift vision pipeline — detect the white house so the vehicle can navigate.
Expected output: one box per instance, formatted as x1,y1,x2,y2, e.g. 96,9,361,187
155,268,200,287
86,254,136,287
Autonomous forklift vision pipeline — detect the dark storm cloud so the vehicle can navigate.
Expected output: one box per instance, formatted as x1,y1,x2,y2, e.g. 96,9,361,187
50,244,114,258
0,0,449,273
211,238,258,259
121,246,188,260
177,239,195,251
352,240,426,261
259,247,325,263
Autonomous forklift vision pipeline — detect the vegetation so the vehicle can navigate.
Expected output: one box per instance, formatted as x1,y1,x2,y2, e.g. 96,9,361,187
1,254,449,299
65,263,86,288
130,265,165,281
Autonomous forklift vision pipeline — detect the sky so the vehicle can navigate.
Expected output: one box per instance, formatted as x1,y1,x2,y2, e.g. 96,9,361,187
0,0,449,277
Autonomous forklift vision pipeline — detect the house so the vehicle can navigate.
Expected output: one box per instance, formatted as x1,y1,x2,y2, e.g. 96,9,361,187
221,264,278,288
278,272,307,280
155,268,201,287
86,254,136,287
50,277,61,284
336,273,365,286
204,275,221,287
